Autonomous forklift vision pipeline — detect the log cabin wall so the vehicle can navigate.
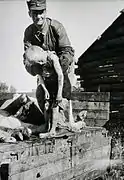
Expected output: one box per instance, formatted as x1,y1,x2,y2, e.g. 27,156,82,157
71,92,110,127
0,92,110,128
77,10,124,135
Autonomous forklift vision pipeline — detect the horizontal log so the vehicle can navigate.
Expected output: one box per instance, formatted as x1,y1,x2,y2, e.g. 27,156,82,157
78,56,124,71
71,92,110,102
72,101,109,111
80,64,124,77
80,86,100,92
82,66,115,75
111,92,124,97
4,129,109,175
82,83,124,93
9,156,70,176
98,83,124,91
84,119,108,127
73,109,109,121
81,83,124,92
10,141,104,176
110,99,124,105
91,36,124,52
83,76,124,87
78,14,124,62
0,128,105,159
81,72,121,82
98,13,124,39
110,105,124,112
78,46,124,63
113,25,124,37
9,149,110,180
0,127,110,180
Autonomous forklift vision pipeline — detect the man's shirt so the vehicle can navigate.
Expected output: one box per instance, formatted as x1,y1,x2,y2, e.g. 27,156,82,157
23,18,75,74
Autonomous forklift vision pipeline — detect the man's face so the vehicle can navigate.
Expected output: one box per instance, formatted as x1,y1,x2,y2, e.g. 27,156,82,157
29,9,46,27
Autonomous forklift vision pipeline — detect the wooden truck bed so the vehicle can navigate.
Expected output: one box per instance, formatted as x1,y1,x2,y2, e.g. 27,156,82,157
0,127,111,180
0,91,111,180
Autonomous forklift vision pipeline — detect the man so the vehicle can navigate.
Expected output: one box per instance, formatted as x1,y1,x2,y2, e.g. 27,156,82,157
23,0,77,135
23,0,75,101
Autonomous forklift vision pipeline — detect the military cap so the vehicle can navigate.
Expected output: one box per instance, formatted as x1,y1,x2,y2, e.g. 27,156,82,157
27,0,46,10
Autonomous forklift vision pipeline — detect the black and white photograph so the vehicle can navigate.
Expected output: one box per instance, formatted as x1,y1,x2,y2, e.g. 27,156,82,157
0,0,124,179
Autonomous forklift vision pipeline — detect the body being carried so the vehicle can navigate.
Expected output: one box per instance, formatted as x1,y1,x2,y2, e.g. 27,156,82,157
25,45,67,135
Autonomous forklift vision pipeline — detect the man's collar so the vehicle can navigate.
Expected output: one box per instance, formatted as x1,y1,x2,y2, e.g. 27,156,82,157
42,20,48,35
34,19,48,35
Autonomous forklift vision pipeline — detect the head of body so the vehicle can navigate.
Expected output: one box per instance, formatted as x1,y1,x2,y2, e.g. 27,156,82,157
27,0,47,28
25,45,47,66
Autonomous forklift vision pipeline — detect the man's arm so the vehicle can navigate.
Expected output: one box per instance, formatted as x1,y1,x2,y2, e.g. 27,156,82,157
51,20,75,73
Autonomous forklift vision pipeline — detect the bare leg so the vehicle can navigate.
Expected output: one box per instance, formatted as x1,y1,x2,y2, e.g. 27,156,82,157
49,106,58,136
39,105,59,138
68,100,87,132
68,100,81,132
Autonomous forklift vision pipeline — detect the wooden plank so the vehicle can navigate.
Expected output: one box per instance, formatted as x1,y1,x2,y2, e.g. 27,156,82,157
78,56,124,71
80,65,124,80
81,64,124,78
73,109,109,120
82,81,124,92
78,13,124,63
82,118,108,127
91,36,124,52
9,145,110,180
78,46,124,63
114,26,124,36
72,101,109,111
81,71,120,81
88,83,124,92
9,141,102,176
71,92,110,102
111,92,124,100
81,85,112,92
84,75,124,85
0,128,105,161
8,162,97,180
6,131,109,179
9,156,70,177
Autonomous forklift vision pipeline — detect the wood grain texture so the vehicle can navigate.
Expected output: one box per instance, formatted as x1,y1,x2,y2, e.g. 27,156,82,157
2,128,110,180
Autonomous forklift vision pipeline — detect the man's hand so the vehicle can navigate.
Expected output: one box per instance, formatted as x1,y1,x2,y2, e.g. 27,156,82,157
56,95,62,104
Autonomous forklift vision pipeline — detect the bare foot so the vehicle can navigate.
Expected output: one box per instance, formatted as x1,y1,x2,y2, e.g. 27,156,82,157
0,136,17,143
49,129,57,137
39,132,50,138
71,126,82,133
39,131,56,138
